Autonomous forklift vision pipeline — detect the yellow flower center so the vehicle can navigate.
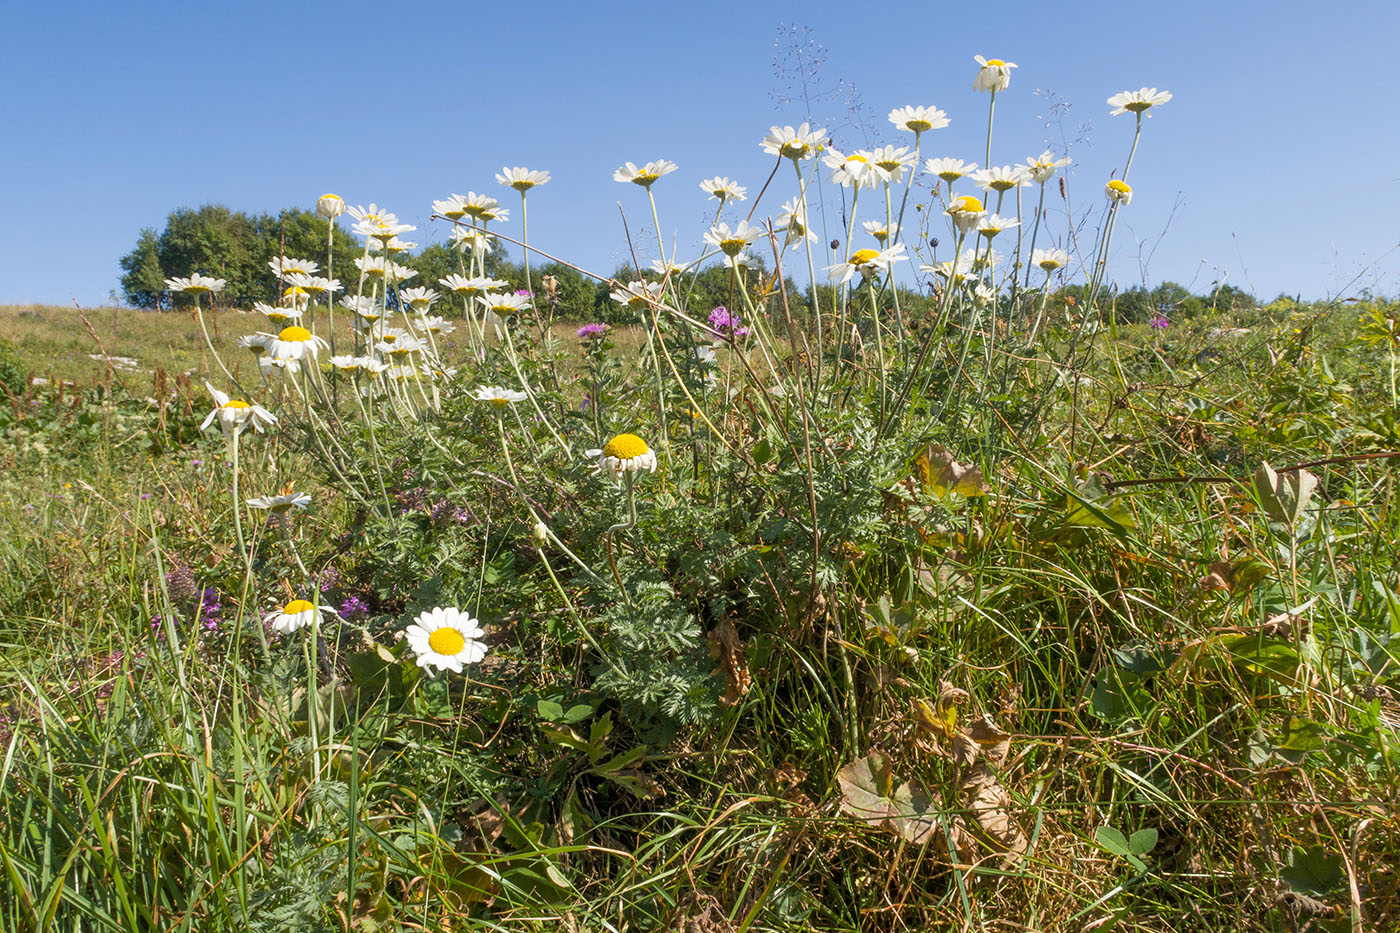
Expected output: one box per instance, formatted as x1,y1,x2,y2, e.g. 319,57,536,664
320,193,341,202
1039,259,1061,270
223,399,250,410
781,140,807,157
872,229,889,242
907,119,932,132
1107,180,1133,194
279,326,312,342
950,196,984,213
719,237,746,255
851,248,881,264
876,159,901,172
284,599,314,614
604,433,649,459
489,397,510,407
990,179,1017,191
847,154,868,164
984,58,1005,67
428,626,466,655
444,208,467,220
1125,101,1152,113
635,172,658,184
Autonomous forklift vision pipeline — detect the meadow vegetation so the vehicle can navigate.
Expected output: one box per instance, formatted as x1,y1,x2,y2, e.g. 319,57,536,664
1,57,1398,933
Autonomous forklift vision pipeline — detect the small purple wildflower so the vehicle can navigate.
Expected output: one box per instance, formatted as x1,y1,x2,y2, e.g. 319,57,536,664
1148,314,1170,330
576,322,609,340
515,289,534,298
339,596,369,619
708,306,750,339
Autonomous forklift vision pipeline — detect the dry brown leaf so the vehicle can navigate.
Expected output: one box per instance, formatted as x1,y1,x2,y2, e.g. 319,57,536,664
707,618,751,705
914,444,991,499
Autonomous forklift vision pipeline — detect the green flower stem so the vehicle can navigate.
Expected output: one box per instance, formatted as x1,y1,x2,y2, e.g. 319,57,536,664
883,181,905,341
793,160,824,391
519,190,533,297
193,294,237,384
502,322,569,456
1022,182,1048,292
867,276,888,427
984,88,997,169
230,429,250,578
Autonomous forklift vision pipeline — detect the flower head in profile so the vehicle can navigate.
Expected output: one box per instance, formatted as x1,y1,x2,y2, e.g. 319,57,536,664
267,598,335,635
826,244,907,284
576,322,610,340
473,385,529,409
776,197,816,245
200,382,275,437
1148,314,1170,329
925,158,978,185
760,123,826,161
888,105,950,135
459,192,509,223
703,220,763,257
870,145,917,184
862,220,900,245
700,176,748,203
237,334,272,356
610,280,664,311
973,55,1017,92
1107,87,1172,116
268,257,320,278
613,160,678,187
405,607,488,674
246,491,312,512
971,165,1030,193
316,193,345,220
440,274,507,297
419,315,454,335
254,301,302,328
478,292,532,318
824,148,885,189
977,214,1020,239
496,166,551,192
1024,150,1071,184
945,195,986,234
399,286,438,312
165,273,226,294
586,433,658,482
1105,179,1134,205
1031,248,1070,273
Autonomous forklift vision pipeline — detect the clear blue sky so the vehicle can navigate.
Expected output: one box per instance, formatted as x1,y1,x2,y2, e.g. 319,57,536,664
4,0,1398,306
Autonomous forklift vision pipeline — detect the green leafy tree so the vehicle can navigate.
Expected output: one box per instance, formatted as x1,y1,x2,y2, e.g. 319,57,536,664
118,228,167,308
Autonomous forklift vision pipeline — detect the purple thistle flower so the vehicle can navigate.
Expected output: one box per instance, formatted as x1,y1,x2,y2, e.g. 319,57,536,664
708,305,750,339
576,322,609,340
1148,314,1170,330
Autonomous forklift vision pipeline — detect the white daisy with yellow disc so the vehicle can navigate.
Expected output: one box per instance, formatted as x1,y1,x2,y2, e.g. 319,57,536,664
405,607,488,674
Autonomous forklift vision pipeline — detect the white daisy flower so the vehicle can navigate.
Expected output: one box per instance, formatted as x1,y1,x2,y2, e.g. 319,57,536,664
1105,179,1133,206
703,220,763,257
266,325,328,363
450,226,493,254
399,286,439,311
699,176,748,203
477,292,532,317
823,148,886,189
268,257,320,278
1107,87,1172,116
585,433,658,482
200,382,275,437
376,336,428,359
945,195,987,234
870,145,918,185
473,385,529,407
496,166,551,192
971,165,1031,193
165,273,225,294
650,258,694,277
316,193,345,220
973,55,1017,92
419,315,454,335
432,194,470,221
458,192,508,223
254,301,303,327
439,274,507,296
924,158,978,185
345,203,398,227
613,160,678,187
1024,150,1072,184
1032,248,1070,272
826,244,907,285
267,598,336,635
245,491,312,512
888,105,950,135
610,280,664,310
237,333,272,356
777,197,817,245
977,214,1020,239
862,220,899,244
404,607,488,674
760,123,826,161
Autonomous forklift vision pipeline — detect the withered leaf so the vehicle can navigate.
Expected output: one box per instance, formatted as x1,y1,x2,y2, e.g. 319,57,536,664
914,444,990,499
707,619,751,706
835,751,939,845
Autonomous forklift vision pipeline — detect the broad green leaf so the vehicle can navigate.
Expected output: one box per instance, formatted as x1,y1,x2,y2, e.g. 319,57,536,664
835,752,938,844
536,699,565,721
1254,461,1319,528
1280,844,1344,895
